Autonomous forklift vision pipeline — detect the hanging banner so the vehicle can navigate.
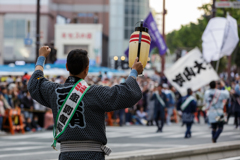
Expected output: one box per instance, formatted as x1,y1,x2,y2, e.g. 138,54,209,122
164,48,219,95
125,12,167,57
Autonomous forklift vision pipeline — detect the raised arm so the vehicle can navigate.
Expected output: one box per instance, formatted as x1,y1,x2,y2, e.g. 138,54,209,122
93,76,142,112
27,46,60,108
94,57,143,112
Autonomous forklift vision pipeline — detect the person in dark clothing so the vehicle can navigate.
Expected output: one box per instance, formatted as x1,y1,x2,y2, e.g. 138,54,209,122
151,84,167,132
22,91,34,110
177,88,197,138
21,91,34,131
142,86,148,112
31,115,42,131
28,46,143,160
233,83,240,128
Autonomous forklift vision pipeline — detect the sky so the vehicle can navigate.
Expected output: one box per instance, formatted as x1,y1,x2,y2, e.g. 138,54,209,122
150,0,212,34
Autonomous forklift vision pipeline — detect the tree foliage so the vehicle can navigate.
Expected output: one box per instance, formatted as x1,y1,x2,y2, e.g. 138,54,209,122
166,2,240,73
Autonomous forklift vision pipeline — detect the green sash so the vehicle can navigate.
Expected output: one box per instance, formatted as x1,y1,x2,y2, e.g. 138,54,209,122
51,79,90,150
180,96,195,111
156,92,165,107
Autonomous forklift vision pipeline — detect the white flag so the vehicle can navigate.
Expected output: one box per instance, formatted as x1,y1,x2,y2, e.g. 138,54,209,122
164,48,219,96
202,15,239,62
220,14,239,57
202,17,227,62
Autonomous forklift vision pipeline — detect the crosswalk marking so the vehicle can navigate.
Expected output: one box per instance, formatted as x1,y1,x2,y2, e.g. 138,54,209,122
1,146,47,151
0,125,239,160
1,127,238,140
0,151,59,158
220,157,240,160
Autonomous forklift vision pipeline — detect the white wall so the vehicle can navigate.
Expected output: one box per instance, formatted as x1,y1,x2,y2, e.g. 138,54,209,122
55,24,103,65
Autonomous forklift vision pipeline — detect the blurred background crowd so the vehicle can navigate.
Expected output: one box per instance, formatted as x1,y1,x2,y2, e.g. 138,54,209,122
0,69,239,134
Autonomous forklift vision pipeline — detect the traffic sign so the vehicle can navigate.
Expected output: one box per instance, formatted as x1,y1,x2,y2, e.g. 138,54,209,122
24,38,33,46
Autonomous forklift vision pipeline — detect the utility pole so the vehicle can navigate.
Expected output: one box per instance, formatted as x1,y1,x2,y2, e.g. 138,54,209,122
212,0,216,18
161,0,166,73
226,11,231,84
36,0,40,62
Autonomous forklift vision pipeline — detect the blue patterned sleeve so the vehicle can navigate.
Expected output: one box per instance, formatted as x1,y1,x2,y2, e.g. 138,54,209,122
27,70,60,108
90,76,142,112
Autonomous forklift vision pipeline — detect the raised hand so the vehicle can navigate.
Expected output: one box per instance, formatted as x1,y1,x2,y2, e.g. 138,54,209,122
132,57,143,75
39,46,51,58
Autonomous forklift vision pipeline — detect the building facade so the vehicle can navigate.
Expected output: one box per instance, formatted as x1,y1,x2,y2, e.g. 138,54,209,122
55,24,103,66
0,0,149,67
109,0,150,65
0,0,109,65
0,0,54,64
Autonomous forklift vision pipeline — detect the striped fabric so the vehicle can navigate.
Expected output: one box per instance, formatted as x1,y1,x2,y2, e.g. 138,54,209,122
129,34,151,45
60,141,112,156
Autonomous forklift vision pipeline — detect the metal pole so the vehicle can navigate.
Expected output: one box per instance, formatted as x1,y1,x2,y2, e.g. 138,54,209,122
161,0,166,73
216,59,220,72
36,0,40,62
227,56,231,83
212,0,220,72
212,0,216,18
226,11,231,84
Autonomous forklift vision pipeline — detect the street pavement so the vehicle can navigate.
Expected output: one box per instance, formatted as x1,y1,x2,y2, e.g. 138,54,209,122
0,119,239,160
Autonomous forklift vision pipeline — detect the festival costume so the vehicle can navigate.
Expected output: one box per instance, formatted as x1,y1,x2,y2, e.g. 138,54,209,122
204,89,229,123
151,91,167,132
28,70,142,160
204,89,229,142
177,95,197,138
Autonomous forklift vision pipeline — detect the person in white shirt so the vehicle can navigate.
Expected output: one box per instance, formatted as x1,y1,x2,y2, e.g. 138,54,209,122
204,81,229,143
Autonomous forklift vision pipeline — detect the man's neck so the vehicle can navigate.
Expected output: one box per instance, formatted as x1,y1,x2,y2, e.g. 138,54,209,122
69,73,85,80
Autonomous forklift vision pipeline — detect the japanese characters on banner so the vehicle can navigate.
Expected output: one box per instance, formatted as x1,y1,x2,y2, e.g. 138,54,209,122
164,48,219,96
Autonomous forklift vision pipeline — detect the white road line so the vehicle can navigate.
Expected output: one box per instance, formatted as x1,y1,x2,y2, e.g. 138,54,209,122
0,151,59,158
108,143,188,148
0,146,48,151
0,141,50,147
220,157,240,160
2,132,53,140
199,131,239,138
131,131,180,138
166,132,206,138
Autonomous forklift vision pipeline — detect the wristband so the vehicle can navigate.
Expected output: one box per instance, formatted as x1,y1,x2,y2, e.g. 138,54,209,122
129,69,138,79
36,56,46,68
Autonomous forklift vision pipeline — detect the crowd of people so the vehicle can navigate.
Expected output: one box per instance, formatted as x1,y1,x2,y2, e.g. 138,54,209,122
0,73,54,134
0,70,239,143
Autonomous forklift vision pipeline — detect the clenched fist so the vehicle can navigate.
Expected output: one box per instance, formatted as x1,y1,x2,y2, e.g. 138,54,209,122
132,57,143,75
39,46,51,58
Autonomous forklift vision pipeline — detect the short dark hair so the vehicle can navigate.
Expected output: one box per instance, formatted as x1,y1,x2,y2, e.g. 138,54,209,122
67,49,89,75
187,88,192,95
158,84,163,88
210,81,216,89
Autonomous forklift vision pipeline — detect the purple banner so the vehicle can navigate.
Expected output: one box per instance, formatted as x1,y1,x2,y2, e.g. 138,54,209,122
125,12,167,57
